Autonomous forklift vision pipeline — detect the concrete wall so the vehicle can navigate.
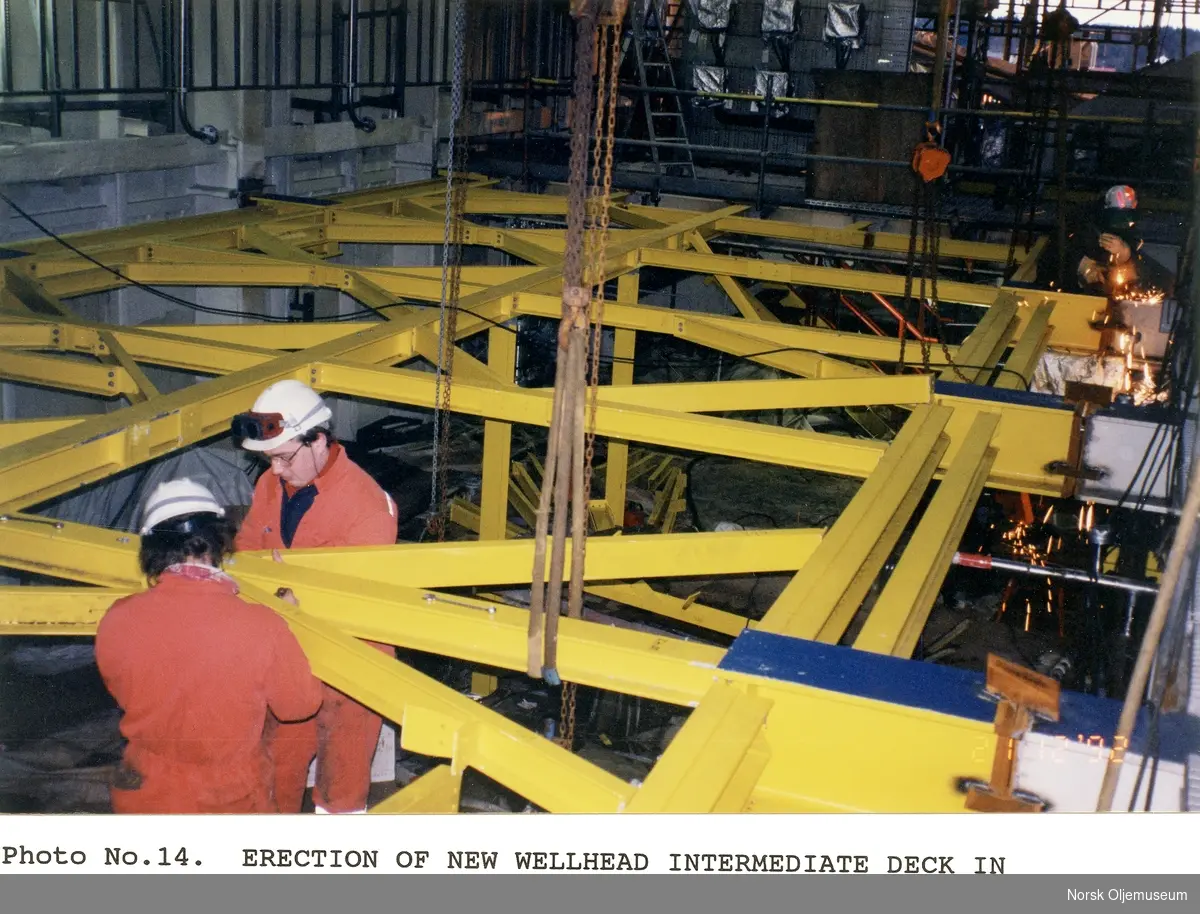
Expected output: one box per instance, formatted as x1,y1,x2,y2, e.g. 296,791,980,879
2,55,440,437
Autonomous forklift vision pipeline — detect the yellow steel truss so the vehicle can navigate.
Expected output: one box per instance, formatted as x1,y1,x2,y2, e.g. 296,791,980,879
0,178,1099,813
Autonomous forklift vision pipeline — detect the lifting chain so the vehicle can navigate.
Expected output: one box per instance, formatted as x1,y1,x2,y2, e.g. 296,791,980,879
558,8,624,751
525,1,598,700
429,0,472,542
900,122,970,384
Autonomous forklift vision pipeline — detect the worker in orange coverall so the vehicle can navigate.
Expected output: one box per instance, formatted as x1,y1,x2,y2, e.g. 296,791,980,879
95,479,323,814
231,379,399,815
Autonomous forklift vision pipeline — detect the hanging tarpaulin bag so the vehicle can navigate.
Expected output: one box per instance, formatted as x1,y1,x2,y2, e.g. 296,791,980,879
823,2,867,70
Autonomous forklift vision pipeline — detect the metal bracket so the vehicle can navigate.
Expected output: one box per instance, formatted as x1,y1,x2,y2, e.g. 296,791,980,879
963,654,1060,813
1050,400,1103,498
1045,460,1107,482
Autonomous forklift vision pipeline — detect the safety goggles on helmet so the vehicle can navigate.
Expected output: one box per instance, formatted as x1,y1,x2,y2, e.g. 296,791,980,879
230,411,288,442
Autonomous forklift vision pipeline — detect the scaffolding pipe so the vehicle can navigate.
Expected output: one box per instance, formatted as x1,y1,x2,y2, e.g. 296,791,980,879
950,552,1159,595
929,0,956,120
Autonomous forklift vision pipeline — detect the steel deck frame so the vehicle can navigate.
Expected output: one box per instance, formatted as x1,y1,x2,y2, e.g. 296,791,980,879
0,178,1116,814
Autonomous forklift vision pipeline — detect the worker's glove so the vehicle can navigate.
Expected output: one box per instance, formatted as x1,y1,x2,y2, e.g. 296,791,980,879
1078,257,1104,287
1098,233,1131,265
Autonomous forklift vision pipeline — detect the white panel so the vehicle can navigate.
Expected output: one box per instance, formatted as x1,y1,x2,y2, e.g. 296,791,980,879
1079,413,1178,511
1016,731,1185,812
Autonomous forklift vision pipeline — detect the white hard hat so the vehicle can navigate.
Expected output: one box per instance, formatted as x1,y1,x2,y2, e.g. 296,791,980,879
1105,185,1137,210
140,478,226,535
232,380,333,452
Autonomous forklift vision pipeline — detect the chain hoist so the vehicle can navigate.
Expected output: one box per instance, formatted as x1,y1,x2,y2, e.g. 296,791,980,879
522,0,626,753
525,0,599,694
900,119,970,384
429,0,472,542
558,7,624,751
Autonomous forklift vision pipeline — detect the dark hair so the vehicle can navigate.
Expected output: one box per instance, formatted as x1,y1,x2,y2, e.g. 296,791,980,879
139,513,238,583
300,424,334,446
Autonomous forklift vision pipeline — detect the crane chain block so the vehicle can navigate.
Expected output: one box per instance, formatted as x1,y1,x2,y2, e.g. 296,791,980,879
912,141,951,183
911,120,950,183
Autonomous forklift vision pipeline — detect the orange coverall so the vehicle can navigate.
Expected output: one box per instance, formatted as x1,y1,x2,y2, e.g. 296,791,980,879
234,442,399,813
94,568,323,813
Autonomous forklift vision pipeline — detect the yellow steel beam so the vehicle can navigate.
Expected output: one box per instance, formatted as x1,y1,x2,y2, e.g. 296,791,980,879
0,575,721,708
344,273,414,317
0,317,105,354
625,680,773,812
18,569,994,814
513,294,939,369
715,732,772,813
314,361,889,478
0,417,86,449
994,302,1054,391
0,281,513,510
757,405,952,642
322,218,447,246
370,765,463,814
637,247,1102,349
128,322,377,349
449,497,525,539
0,539,996,813
0,316,415,510
709,214,1027,265
935,393,1070,496
0,205,290,259
278,528,829,589
0,587,119,635
3,264,76,318
487,228,569,267
480,326,517,540
1008,236,1049,284
97,331,159,401
109,324,288,373
0,350,135,397
0,511,827,591
745,673,992,812
503,229,567,254
0,179,1047,817
0,319,61,348
586,582,751,637
234,580,637,814
939,292,1019,384
854,411,1000,657
599,374,931,413
675,317,878,380
0,516,146,588
239,225,330,264
685,231,778,322
604,275,639,523
411,328,506,387
0,177,445,258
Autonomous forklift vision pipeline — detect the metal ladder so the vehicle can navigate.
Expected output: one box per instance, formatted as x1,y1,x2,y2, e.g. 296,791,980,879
631,0,696,181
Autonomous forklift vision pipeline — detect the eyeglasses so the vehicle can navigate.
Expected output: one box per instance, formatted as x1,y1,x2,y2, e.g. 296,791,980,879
259,442,310,467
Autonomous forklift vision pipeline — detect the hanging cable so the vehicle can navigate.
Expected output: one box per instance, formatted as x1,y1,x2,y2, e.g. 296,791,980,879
0,189,514,327
428,0,472,542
